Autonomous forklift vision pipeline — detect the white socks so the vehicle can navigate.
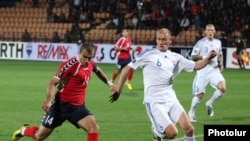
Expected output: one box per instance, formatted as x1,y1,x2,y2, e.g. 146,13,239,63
184,136,195,141
206,89,223,106
190,96,200,113
190,89,223,112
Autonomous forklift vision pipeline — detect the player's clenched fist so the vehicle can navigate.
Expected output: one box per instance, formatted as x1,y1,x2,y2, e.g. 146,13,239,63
208,50,217,60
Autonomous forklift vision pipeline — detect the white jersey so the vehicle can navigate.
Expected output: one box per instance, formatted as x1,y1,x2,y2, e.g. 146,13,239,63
128,48,195,103
191,37,223,74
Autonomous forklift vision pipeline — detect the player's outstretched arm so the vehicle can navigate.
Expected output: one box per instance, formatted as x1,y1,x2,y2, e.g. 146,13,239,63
192,55,203,61
218,54,224,71
95,67,114,87
43,77,59,112
194,50,217,70
109,65,133,103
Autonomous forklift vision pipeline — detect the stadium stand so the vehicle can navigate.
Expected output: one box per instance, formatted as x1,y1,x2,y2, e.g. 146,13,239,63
0,0,249,47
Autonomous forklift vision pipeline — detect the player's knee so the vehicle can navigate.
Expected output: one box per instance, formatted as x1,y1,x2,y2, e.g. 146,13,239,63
165,131,178,139
220,87,226,93
165,126,178,139
35,134,47,141
196,93,204,99
183,125,195,137
87,124,99,133
217,85,226,93
218,82,226,93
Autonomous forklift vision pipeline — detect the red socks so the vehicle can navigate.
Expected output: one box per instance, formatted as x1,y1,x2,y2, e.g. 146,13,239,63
87,133,99,141
23,126,99,141
23,126,39,139
127,70,134,82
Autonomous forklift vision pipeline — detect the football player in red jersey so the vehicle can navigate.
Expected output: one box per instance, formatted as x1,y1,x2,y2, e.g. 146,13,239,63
12,42,113,141
111,29,134,90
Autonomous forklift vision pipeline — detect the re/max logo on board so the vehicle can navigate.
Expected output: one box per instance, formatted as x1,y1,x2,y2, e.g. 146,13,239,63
37,44,71,60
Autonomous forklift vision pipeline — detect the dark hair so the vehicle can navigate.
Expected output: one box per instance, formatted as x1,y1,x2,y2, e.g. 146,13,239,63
79,42,94,54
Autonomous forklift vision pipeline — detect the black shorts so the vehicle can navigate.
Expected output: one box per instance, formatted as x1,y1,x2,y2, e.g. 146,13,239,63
116,58,131,70
41,96,92,129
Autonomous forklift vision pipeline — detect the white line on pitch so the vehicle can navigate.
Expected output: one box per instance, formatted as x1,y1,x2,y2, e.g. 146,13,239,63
170,134,203,141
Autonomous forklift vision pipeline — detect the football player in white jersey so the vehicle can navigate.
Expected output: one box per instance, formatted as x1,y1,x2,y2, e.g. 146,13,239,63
109,28,217,141
188,24,226,122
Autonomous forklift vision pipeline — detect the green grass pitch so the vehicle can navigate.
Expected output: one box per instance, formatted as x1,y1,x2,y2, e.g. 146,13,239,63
0,60,249,141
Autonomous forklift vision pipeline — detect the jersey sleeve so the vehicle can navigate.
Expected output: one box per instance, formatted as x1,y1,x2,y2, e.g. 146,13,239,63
128,57,142,70
92,62,98,73
116,37,123,46
218,40,223,55
128,37,132,42
55,58,77,80
177,55,195,72
191,40,201,56
172,53,195,78
55,61,69,80
128,50,149,70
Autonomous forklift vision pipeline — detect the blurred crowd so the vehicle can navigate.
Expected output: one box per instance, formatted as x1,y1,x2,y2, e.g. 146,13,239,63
0,0,250,47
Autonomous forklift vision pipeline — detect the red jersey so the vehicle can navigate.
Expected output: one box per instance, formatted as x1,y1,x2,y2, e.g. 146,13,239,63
116,37,131,59
55,56,97,105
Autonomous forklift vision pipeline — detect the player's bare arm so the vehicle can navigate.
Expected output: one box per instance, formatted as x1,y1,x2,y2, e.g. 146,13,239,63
109,65,133,102
94,67,114,87
218,54,224,71
194,50,217,70
114,46,119,51
192,55,203,61
114,46,130,52
42,77,59,112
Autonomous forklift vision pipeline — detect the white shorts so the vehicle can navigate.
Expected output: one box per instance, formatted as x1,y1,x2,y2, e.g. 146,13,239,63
192,69,225,95
145,100,185,137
